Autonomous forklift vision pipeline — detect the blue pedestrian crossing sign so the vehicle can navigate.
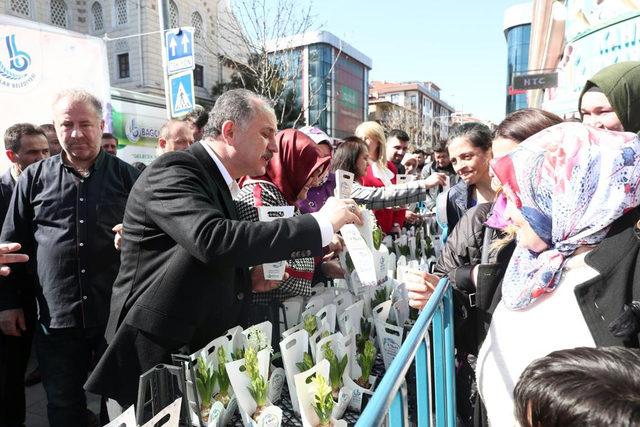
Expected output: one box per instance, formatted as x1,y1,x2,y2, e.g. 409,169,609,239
169,71,195,118
165,27,194,74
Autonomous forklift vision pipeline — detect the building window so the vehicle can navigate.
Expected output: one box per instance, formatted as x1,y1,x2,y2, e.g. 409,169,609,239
390,94,399,104
50,0,68,28
10,0,30,17
194,64,203,87
169,0,179,27
191,12,203,39
115,0,127,25
117,53,130,79
92,2,104,32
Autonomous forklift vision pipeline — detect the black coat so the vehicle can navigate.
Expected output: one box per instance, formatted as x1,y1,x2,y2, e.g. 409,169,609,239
434,203,515,355
0,169,15,223
581,208,640,347
85,142,323,404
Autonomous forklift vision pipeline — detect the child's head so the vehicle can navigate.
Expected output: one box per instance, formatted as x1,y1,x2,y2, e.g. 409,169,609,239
515,346,640,427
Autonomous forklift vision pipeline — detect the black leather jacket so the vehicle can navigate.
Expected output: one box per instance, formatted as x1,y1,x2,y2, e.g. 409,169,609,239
434,202,515,355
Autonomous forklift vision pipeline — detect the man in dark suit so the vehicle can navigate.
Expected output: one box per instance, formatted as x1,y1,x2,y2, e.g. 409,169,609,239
0,123,49,427
85,89,361,415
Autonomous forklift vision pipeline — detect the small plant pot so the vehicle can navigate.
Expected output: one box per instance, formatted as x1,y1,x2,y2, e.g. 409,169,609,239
344,375,377,413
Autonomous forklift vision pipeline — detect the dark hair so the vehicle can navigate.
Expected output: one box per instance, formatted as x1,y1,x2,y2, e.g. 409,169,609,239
39,123,55,132
4,123,46,152
184,105,209,130
388,129,409,142
331,136,368,179
514,346,640,427
102,132,117,142
447,122,492,152
494,108,563,143
433,140,448,153
413,149,426,155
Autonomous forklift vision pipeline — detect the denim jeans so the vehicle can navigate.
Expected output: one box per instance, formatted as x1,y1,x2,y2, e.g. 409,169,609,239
35,323,106,427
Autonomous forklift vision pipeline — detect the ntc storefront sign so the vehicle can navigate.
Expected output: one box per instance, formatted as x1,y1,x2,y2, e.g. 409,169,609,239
512,73,558,90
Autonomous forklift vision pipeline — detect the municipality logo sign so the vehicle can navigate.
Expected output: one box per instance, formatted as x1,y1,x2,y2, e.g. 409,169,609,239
125,117,141,143
0,33,38,91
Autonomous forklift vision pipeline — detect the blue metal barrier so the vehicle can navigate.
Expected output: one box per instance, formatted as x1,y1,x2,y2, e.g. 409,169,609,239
356,278,456,427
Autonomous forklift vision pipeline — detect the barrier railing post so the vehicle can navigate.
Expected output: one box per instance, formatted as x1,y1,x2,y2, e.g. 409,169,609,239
356,278,453,427
432,301,446,426
415,338,430,426
443,286,457,426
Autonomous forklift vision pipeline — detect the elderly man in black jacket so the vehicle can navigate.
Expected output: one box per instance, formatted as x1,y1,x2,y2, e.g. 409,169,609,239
86,89,362,416
0,90,140,427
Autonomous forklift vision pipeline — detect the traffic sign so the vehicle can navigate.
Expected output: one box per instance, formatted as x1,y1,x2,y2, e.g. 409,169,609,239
165,27,194,74
168,70,195,118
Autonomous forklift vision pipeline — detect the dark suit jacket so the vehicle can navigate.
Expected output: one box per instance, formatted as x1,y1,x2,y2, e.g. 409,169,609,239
86,142,323,403
0,169,15,223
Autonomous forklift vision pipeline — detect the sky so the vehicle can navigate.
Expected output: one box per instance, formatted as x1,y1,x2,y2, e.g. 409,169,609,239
313,0,528,123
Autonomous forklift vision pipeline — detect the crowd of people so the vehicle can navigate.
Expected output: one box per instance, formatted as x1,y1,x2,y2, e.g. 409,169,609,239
0,62,640,427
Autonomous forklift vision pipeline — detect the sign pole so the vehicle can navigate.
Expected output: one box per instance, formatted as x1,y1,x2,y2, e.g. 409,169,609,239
157,0,171,119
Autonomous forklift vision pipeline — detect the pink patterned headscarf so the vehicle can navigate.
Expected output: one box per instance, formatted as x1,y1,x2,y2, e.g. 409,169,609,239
491,122,640,310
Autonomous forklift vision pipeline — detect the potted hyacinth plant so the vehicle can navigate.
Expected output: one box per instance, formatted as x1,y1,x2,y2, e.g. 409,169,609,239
322,342,348,400
195,355,217,422
356,317,373,354
244,346,270,421
213,346,232,407
296,351,315,375
355,340,376,389
311,375,334,427
303,313,318,337
372,223,383,251
371,287,389,311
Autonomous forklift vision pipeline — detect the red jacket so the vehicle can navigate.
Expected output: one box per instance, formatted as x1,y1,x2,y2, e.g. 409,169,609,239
359,161,406,233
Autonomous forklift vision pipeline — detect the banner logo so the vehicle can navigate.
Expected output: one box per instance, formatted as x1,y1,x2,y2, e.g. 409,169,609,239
125,117,141,142
0,34,37,90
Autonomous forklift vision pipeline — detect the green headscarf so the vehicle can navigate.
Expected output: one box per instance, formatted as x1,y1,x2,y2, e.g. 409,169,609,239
578,61,640,134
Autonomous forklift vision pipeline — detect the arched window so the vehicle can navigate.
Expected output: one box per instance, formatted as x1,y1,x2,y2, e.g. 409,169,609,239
169,0,178,27
115,0,127,25
50,0,68,28
92,2,104,31
9,0,30,17
191,12,203,39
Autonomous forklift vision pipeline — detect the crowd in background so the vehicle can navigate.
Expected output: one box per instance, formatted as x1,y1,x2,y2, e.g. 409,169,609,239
1,62,640,427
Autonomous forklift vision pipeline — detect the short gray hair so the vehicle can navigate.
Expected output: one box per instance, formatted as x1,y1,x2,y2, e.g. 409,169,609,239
52,89,103,118
203,89,273,138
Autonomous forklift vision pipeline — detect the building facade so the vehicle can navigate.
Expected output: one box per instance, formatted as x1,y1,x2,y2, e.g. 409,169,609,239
368,80,454,147
504,3,532,114
1,0,235,105
267,31,372,140
529,0,640,117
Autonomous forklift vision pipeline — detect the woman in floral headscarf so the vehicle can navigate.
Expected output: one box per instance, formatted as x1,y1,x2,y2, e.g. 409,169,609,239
476,122,640,426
